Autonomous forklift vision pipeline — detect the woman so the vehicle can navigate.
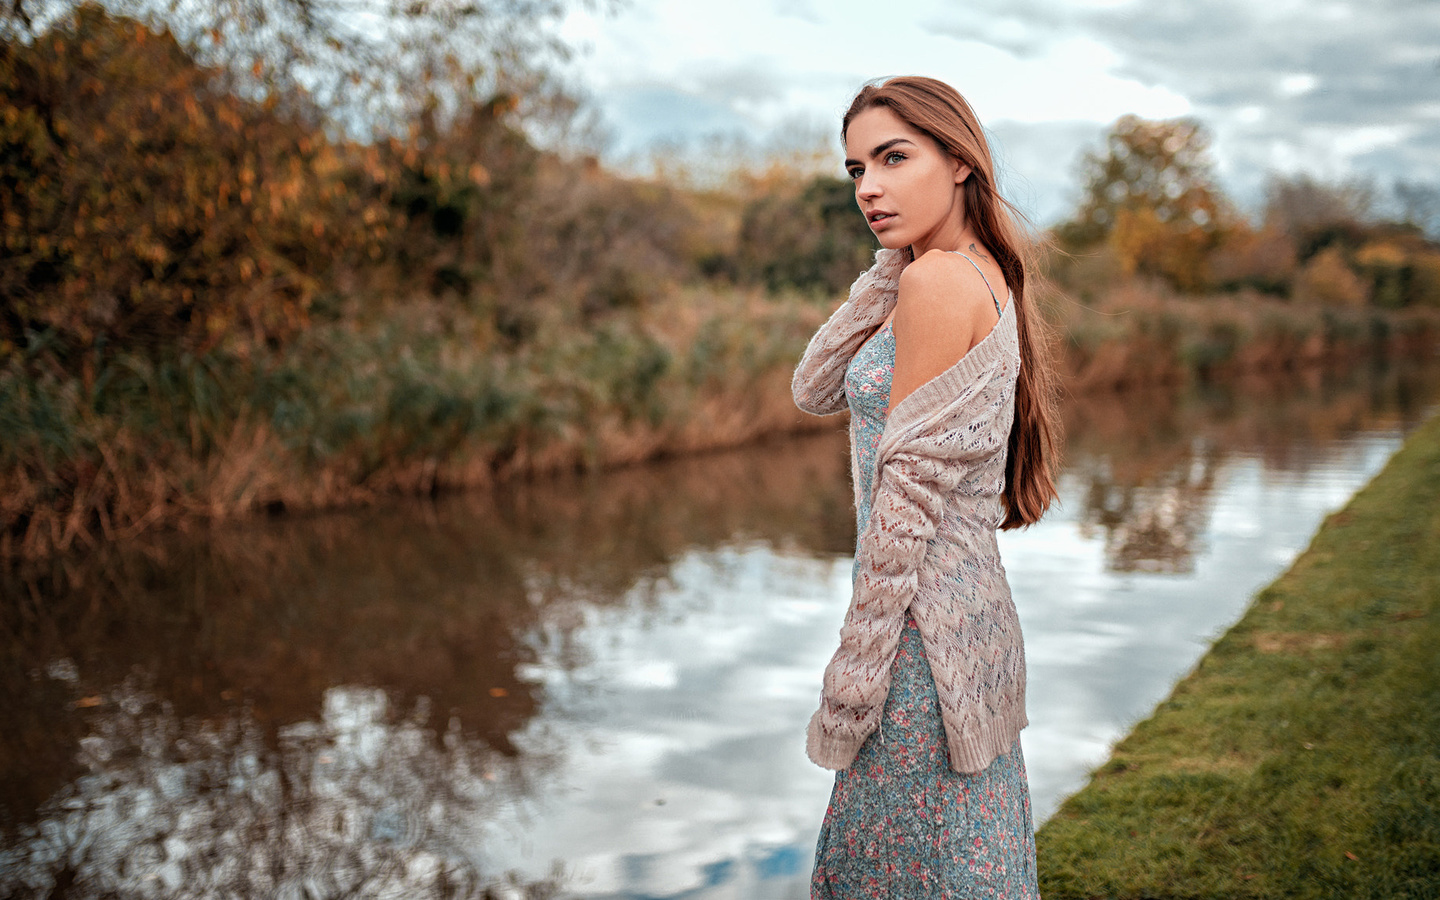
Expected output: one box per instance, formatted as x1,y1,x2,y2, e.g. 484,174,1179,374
792,76,1060,898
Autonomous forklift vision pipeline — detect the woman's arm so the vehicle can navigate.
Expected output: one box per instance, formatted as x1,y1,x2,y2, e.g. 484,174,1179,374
791,249,907,415
806,441,958,769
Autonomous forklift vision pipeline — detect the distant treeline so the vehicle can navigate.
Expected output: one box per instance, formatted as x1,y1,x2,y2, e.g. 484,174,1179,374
1052,115,1440,308
2,4,1439,560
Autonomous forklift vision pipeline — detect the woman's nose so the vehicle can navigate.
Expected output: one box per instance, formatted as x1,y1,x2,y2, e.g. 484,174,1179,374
856,172,881,199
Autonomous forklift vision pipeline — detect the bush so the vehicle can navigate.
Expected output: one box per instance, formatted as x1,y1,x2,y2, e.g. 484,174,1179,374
734,175,877,294
1292,248,1369,307
0,5,383,360
1208,223,1297,295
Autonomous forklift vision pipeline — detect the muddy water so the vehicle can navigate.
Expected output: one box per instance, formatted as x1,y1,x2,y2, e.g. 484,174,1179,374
2,362,1438,899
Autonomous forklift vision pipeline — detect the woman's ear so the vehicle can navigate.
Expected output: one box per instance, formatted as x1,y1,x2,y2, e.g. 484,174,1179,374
954,162,973,185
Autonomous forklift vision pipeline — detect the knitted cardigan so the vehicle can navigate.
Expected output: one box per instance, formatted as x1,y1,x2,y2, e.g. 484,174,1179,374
792,247,1027,775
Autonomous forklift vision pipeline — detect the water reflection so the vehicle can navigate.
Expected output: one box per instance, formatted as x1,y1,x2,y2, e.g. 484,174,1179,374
2,360,1438,898
1075,443,1218,574
1,676,555,897
1,428,856,898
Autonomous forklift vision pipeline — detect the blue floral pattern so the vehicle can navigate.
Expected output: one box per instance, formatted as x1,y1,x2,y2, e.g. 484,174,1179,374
812,323,1039,899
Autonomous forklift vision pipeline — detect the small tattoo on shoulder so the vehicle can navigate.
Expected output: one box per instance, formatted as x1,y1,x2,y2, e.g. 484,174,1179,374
968,243,991,262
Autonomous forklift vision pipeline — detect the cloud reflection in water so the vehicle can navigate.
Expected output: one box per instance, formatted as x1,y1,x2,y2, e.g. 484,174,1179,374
2,365,1438,898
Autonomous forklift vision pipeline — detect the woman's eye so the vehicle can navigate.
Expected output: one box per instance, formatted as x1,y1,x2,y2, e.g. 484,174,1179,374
847,167,863,180
885,151,906,165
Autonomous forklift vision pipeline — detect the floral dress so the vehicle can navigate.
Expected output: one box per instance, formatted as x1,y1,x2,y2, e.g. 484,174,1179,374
810,321,1039,899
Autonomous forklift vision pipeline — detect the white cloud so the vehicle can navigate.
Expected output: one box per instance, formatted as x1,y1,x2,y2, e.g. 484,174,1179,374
1277,73,1318,98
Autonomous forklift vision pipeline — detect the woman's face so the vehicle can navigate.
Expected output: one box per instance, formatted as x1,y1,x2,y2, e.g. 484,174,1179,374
843,106,971,254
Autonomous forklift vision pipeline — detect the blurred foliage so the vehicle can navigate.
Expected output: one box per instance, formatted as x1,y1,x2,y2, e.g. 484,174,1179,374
1205,223,1297,296
3,0,575,133
1393,180,1440,239
1261,175,1440,310
1292,248,1369,308
731,174,879,294
1056,115,1231,292
1264,174,1376,260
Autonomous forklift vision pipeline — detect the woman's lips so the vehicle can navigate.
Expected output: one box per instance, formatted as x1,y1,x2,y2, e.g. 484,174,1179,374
867,211,896,230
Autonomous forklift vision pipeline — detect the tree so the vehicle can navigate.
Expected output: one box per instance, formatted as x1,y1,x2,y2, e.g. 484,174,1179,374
1058,115,1231,292
0,1,584,361
734,175,879,294
1393,181,1440,239
1262,174,1374,260
0,6,383,357
2,0,576,137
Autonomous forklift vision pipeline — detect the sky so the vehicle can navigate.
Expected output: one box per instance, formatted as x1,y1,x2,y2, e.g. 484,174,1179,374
557,0,1440,224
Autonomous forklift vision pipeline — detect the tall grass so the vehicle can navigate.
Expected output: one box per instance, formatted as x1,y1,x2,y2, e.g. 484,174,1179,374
1045,278,1440,392
0,286,830,559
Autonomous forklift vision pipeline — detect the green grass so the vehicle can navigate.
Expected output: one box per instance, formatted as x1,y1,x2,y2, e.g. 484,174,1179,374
1036,413,1440,899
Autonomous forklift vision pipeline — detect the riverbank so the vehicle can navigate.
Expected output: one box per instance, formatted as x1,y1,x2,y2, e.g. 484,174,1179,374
1035,411,1440,898
0,286,829,561
4,286,1438,562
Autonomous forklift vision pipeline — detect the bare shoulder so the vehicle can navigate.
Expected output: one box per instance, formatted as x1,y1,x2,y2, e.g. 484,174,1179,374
887,249,1007,403
894,249,999,331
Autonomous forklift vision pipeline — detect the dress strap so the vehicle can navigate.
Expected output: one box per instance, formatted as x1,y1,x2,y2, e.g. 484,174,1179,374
948,250,1002,319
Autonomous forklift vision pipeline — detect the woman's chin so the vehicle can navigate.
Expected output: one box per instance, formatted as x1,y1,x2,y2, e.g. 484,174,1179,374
873,232,910,251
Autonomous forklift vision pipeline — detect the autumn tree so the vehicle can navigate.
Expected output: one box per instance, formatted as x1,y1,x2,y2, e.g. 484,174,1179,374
0,6,405,360
2,0,575,135
0,1,582,363
1262,174,1440,308
1393,181,1440,239
1058,115,1231,292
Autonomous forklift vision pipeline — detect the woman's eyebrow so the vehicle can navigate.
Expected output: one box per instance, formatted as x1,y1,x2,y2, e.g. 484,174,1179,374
843,137,915,169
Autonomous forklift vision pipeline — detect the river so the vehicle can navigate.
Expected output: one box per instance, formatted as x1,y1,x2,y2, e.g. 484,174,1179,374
2,361,1437,899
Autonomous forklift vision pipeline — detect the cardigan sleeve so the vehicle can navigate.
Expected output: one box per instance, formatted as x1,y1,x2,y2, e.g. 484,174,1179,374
791,249,907,416
804,375,992,771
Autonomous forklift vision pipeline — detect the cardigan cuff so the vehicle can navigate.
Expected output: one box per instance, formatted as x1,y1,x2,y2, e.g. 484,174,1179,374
805,713,864,771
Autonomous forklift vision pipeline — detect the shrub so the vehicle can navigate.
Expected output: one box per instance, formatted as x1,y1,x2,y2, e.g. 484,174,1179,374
0,5,383,360
1292,248,1369,307
1208,223,1298,295
734,175,878,294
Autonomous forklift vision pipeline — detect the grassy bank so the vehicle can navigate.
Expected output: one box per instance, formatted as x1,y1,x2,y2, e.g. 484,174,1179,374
1035,412,1440,898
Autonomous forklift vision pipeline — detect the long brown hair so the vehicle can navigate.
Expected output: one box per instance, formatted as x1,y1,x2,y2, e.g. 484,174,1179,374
843,76,1060,528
